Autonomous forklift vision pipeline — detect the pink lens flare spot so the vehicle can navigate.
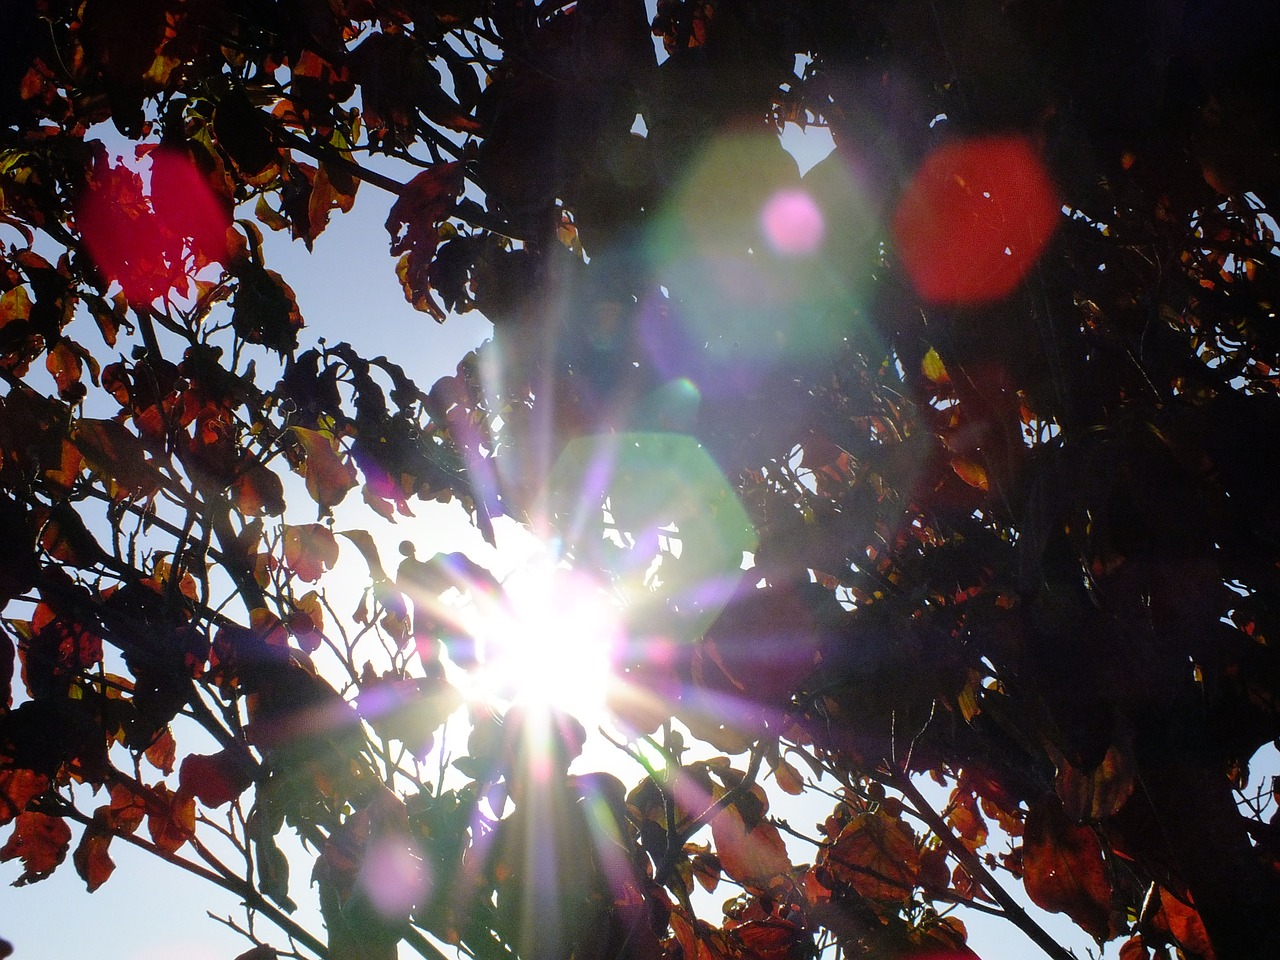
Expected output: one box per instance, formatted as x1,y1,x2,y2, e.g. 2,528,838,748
359,838,430,918
761,188,825,256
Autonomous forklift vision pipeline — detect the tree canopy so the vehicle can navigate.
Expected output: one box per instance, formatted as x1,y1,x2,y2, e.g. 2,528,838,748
3,2,1280,959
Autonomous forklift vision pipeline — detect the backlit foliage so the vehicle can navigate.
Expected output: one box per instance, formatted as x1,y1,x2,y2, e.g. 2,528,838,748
3,2,1280,960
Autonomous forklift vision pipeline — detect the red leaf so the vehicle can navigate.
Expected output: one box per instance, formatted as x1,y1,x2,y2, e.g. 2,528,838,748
179,749,253,809
0,769,48,826
1022,796,1113,941
710,789,792,888
821,809,920,902
0,811,71,885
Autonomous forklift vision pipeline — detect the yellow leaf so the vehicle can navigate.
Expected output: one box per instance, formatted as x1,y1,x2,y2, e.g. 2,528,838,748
921,346,950,384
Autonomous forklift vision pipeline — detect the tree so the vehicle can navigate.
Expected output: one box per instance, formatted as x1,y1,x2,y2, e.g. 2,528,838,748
2,1,1280,959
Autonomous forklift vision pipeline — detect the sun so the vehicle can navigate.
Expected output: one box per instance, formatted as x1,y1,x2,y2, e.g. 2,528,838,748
454,544,624,729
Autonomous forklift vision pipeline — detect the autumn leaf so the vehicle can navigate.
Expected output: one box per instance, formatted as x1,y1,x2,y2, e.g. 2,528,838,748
710,789,792,889
921,346,950,385
232,263,304,355
0,769,48,826
821,809,920,902
292,426,357,510
146,784,196,854
179,749,254,809
386,163,464,319
1022,796,1113,941
951,457,990,491
144,727,177,776
282,523,340,583
72,809,116,892
0,811,71,885
72,418,164,497
230,462,286,516
1158,888,1216,960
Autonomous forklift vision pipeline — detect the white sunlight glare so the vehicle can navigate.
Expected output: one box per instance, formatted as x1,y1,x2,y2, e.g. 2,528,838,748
457,545,623,728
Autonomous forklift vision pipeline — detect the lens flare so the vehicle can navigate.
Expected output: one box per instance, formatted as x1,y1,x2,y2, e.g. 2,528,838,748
460,557,622,726
892,135,1059,304
761,188,825,255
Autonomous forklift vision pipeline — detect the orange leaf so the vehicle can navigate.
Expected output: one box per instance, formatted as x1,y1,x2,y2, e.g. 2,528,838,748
282,523,340,582
292,427,357,510
1158,889,1215,960
73,419,164,497
0,811,71,885
144,727,177,775
772,758,804,796
72,809,116,892
107,783,145,835
230,462,286,516
921,347,950,385
1022,797,1113,941
146,784,196,854
951,457,990,491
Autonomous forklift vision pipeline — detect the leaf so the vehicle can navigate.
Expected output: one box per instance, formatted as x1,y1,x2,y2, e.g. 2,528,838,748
144,727,176,775
772,758,804,796
1158,889,1216,960
1022,796,1113,941
179,749,254,808
385,163,464,319
951,457,990,491
232,264,304,355
292,427,357,510
710,789,792,889
282,523,340,583
146,784,196,854
107,784,145,834
72,419,164,497
72,809,116,892
338,529,389,581
0,770,48,826
0,811,71,885
231,463,286,516
921,346,950,385
288,589,326,653
821,809,920,902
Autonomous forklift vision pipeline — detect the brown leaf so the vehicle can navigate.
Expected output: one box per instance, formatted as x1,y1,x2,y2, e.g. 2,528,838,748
1022,796,1113,941
0,811,71,884
1158,889,1216,960
282,523,340,582
386,163,464,319
231,462,286,516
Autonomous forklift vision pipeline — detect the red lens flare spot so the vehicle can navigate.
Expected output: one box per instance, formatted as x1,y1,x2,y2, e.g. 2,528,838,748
892,136,1058,304
77,151,230,307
